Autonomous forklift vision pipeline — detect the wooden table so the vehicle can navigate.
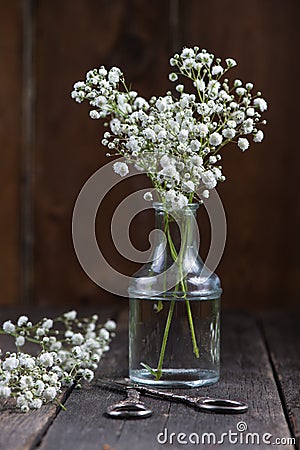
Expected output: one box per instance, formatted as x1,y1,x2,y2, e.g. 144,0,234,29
0,307,299,450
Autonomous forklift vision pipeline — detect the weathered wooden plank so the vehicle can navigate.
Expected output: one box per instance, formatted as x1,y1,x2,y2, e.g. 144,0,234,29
34,0,171,306
36,307,131,450
260,311,300,449
0,1,22,305
0,308,69,450
37,311,294,450
181,0,300,310
0,394,68,450
0,306,119,450
0,0,299,313
21,0,35,306
35,307,172,450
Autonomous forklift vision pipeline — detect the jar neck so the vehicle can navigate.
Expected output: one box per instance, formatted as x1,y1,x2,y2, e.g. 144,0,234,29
153,203,199,253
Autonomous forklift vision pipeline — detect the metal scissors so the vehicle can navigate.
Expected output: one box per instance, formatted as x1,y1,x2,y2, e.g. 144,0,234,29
98,378,248,419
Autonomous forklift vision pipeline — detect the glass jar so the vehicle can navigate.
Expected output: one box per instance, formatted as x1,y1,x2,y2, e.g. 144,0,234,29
128,203,222,388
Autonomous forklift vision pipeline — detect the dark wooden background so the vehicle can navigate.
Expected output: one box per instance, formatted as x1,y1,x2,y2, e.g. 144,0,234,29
0,0,299,310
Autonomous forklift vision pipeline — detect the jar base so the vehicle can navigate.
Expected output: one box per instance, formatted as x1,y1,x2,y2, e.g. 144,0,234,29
129,368,219,388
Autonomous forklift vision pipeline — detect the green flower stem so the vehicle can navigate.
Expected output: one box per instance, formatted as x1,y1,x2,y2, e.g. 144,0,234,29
0,330,41,345
157,213,172,313
154,215,178,380
184,296,200,358
154,211,200,380
178,215,200,359
24,336,42,345
54,398,67,411
155,299,176,380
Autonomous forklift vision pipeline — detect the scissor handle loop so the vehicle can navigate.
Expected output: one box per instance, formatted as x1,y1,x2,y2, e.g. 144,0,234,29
197,398,248,414
106,402,153,418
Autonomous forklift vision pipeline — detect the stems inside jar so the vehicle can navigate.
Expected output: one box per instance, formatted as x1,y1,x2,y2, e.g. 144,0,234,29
153,210,200,381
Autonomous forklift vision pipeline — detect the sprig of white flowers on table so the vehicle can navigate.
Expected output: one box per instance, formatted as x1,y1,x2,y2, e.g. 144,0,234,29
71,46,267,209
0,311,116,412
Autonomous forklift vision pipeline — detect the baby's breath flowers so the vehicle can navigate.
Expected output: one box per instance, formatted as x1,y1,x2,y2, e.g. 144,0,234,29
71,46,267,209
71,46,268,381
0,311,116,412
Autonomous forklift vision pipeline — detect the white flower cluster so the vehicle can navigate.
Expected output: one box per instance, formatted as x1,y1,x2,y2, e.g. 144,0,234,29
71,46,267,208
0,311,116,412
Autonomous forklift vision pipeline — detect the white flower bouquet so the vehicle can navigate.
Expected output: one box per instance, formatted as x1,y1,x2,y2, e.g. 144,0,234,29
0,311,116,411
71,46,267,382
71,46,267,209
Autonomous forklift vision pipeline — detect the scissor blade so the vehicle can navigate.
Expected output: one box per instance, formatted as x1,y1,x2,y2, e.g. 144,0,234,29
96,378,191,403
